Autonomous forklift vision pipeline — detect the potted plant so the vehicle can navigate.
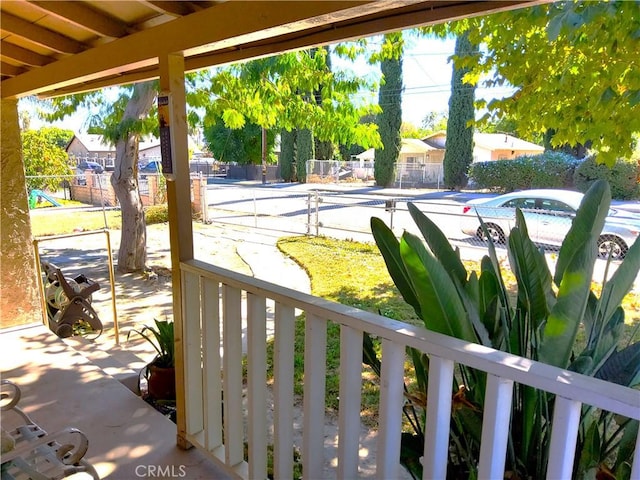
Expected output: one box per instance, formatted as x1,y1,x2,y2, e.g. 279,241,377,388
128,319,175,400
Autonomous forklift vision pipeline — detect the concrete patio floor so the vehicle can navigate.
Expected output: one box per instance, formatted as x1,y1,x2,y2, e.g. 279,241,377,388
1,323,233,479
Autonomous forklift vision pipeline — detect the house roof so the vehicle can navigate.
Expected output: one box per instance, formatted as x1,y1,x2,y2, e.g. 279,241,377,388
474,133,544,152
355,138,439,160
422,132,544,152
0,1,542,100
67,133,202,155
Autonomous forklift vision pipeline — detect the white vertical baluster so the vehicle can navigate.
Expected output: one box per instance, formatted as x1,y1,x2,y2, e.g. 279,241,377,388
247,293,267,480
303,314,327,478
422,356,455,480
377,339,405,480
222,285,243,467
478,374,514,479
546,396,581,480
202,277,222,450
338,325,363,479
630,429,640,480
274,303,295,479
182,271,203,436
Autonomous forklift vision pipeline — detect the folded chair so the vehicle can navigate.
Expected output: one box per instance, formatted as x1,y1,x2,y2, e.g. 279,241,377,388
1,380,99,480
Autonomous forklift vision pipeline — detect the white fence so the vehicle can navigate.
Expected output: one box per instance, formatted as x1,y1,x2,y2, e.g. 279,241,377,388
306,160,374,183
179,259,640,480
395,162,443,188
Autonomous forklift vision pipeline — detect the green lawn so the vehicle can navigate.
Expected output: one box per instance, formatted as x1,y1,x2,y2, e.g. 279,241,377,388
30,209,122,237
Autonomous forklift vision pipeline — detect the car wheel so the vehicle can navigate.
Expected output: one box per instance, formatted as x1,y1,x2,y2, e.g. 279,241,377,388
477,223,506,244
597,235,627,260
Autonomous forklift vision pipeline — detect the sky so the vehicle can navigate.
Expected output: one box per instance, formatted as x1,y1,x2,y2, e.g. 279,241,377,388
23,37,516,134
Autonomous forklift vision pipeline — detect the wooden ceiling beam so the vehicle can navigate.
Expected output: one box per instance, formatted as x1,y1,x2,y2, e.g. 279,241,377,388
0,41,52,67
144,1,194,17
1,61,26,77
1,12,84,54
1,1,380,97
31,1,130,38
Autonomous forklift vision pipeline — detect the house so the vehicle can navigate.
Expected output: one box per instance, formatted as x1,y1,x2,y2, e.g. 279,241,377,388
356,137,444,165
66,134,201,169
2,2,638,480
422,131,545,162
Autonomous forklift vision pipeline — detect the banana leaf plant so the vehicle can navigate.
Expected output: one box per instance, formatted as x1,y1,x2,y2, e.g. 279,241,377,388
366,180,640,479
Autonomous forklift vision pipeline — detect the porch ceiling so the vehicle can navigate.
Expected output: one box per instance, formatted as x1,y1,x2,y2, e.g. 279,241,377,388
1,0,542,100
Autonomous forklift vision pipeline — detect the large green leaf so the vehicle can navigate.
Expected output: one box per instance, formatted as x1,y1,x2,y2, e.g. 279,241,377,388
507,214,554,333
554,180,610,286
539,238,595,368
400,232,477,343
407,202,467,285
371,217,422,317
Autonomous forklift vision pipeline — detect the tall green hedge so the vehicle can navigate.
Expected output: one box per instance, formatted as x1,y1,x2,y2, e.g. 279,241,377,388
469,152,578,192
469,152,640,200
280,129,296,182
574,156,640,200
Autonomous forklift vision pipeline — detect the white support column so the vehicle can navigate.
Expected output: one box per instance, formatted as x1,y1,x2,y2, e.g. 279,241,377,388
338,325,363,479
222,285,244,467
478,374,514,479
247,293,268,480
377,339,406,480
273,303,296,479
303,314,327,478
422,356,455,480
182,271,203,436
202,277,222,451
546,396,581,479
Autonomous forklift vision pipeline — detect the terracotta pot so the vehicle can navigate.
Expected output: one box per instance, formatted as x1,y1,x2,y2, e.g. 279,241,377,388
147,364,176,400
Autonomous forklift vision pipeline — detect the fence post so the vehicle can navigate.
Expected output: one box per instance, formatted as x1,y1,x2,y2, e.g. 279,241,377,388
200,174,208,224
306,192,311,235
314,190,320,236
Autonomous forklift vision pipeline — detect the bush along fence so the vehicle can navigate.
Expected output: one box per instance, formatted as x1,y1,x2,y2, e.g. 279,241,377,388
469,151,640,200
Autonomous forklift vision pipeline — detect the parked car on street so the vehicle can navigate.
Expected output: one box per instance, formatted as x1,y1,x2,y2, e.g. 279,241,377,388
460,189,640,259
76,161,104,175
139,160,162,174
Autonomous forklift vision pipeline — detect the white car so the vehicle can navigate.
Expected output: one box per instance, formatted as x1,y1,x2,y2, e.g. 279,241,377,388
460,189,640,259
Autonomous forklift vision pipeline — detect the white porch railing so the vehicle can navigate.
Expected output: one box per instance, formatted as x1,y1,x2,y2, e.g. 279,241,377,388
180,259,640,479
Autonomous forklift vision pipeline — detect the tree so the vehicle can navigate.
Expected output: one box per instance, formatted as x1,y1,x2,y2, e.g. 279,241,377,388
280,129,296,181
443,30,478,190
468,1,640,166
203,117,275,165
374,33,404,187
40,82,158,272
421,111,448,135
296,128,314,182
21,127,74,191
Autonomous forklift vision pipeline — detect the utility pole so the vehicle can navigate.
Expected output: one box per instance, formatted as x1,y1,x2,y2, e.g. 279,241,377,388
261,127,267,185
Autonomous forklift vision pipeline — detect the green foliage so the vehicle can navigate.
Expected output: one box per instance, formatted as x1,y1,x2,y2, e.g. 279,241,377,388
144,205,168,225
296,128,314,182
374,33,404,187
443,30,477,190
370,180,640,479
203,116,275,165
467,2,640,166
204,49,381,149
22,128,74,191
128,319,175,368
469,151,579,192
280,129,296,182
574,156,640,200
420,111,448,135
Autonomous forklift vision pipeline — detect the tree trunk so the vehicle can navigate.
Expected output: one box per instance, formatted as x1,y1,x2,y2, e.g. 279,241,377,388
110,82,157,273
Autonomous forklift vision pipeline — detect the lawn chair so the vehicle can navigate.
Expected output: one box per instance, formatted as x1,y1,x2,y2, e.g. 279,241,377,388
1,380,100,480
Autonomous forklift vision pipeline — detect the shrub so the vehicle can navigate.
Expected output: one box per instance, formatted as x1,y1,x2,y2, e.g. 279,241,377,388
574,155,640,200
145,204,168,224
470,151,578,192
